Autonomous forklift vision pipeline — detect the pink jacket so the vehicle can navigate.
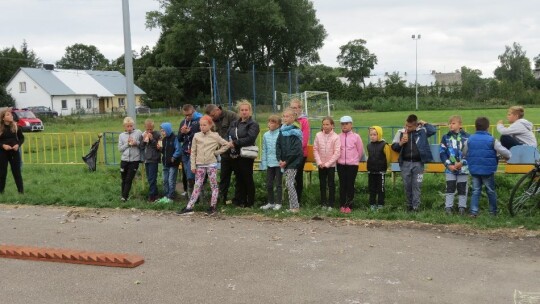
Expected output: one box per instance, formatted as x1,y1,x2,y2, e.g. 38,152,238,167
313,130,341,167
298,115,310,157
338,131,364,165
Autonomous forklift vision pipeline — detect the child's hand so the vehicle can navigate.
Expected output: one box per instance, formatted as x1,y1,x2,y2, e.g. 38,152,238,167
12,144,19,151
400,133,409,145
497,120,504,125
279,161,286,168
455,162,462,170
191,168,196,173
448,165,456,172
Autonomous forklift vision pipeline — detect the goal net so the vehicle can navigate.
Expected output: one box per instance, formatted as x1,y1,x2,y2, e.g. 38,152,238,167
276,91,331,119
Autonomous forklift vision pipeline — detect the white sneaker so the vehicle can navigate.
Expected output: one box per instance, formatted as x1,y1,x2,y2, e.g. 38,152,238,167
273,204,282,211
327,206,333,211
260,203,275,210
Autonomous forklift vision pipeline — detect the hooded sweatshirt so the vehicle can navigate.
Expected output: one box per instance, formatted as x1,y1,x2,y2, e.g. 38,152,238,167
313,129,341,168
496,118,537,147
297,114,310,157
160,122,181,167
177,111,203,154
119,128,143,162
337,130,363,166
367,126,390,173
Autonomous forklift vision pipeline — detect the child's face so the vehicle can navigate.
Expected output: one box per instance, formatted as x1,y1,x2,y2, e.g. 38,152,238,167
200,120,211,133
2,111,13,123
282,112,295,125
448,119,462,133
268,121,279,131
124,123,134,132
160,128,166,137
322,120,333,133
506,112,518,123
290,102,301,115
369,129,379,142
341,122,352,132
144,123,154,133
405,122,417,133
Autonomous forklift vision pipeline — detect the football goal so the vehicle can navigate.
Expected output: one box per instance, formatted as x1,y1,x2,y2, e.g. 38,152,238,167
276,91,331,119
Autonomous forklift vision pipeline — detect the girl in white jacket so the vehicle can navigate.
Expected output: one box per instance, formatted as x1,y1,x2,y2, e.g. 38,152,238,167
313,117,341,210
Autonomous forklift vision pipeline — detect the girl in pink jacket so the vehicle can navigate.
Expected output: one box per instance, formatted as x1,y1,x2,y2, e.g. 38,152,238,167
313,116,341,210
337,116,364,213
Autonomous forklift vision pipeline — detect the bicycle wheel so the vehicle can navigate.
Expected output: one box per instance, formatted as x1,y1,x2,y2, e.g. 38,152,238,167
508,170,540,216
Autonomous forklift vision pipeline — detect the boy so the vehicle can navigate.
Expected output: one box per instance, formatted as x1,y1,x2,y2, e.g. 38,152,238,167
439,116,469,215
497,106,537,149
140,119,161,202
391,114,436,212
367,126,390,211
260,115,283,211
118,117,143,201
178,104,202,198
337,115,363,213
464,117,511,217
158,122,181,204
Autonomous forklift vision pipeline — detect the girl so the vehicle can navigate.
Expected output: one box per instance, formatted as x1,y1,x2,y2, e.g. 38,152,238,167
260,115,283,211
0,108,24,194
276,108,303,212
337,115,363,213
313,116,341,210
289,99,310,203
178,115,231,215
118,117,142,201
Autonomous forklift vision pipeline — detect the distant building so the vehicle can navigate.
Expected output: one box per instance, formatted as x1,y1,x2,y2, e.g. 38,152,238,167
6,66,145,116
534,68,540,80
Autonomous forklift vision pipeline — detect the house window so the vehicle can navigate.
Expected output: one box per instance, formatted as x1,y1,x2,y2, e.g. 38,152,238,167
119,98,125,107
86,98,92,109
19,82,26,93
61,100,67,110
75,99,81,109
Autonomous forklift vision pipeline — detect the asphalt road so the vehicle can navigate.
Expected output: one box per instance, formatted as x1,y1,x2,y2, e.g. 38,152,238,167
0,205,539,304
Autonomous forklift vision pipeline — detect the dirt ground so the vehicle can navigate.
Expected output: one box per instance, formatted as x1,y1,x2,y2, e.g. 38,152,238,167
1,204,539,304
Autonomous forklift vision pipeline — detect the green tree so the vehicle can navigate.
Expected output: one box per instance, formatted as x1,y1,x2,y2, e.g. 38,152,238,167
460,66,484,99
384,72,409,96
136,67,184,108
56,43,109,70
0,40,41,85
0,85,15,107
337,39,378,88
534,53,540,69
494,42,535,87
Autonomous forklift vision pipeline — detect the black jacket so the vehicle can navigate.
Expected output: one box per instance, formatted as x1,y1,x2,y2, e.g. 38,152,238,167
367,141,388,172
0,125,24,147
227,117,260,157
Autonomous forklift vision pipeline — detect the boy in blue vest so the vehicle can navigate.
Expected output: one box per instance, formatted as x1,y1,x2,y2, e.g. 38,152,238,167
464,117,511,217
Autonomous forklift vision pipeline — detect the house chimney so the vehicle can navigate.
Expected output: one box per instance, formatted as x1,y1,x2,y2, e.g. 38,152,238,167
43,64,55,70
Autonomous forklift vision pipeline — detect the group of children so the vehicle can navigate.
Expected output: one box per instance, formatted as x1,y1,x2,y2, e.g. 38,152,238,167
118,105,536,217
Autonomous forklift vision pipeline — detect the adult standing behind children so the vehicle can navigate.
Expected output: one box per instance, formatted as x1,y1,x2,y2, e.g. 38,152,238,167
337,115,363,214
277,108,304,213
464,117,511,217
205,104,239,205
439,115,469,215
118,117,142,201
289,99,310,204
367,126,390,211
140,119,161,202
496,106,537,149
158,122,181,204
391,114,436,212
0,108,24,194
260,115,283,211
178,104,202,198
313,116,341,210
227,100,260,208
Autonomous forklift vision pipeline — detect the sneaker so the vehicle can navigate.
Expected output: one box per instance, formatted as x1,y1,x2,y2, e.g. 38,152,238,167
469,213,477,218
206,206,216,216
458,207,466,215
177,207,194,215
287,208,300,213
445,207,453,215
327,206,333,211
120,197,127,202
180,192,188,197
273,204,282,211
377,205,384,210
344,207,352,214
340,207,346,213
370,205,377,212
260,203,275,210
158,197,172,204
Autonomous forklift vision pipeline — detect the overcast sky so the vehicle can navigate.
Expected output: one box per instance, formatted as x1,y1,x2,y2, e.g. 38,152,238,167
1,0,538,77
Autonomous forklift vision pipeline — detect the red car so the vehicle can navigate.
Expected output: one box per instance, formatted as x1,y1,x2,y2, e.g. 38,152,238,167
12,108,44,132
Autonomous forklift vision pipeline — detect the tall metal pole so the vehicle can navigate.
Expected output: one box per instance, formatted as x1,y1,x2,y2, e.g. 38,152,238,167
122,0,136,123
208,65,214,104
412,34,421,111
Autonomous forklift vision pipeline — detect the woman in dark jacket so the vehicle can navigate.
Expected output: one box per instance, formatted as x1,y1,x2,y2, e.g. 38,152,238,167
0,108,24,194
227,100,260,207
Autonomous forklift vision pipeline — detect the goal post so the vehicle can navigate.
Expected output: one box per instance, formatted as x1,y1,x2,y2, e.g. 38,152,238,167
277,91,331,118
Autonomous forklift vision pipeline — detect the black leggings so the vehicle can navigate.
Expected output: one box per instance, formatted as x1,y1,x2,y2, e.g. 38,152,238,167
0,149,23,193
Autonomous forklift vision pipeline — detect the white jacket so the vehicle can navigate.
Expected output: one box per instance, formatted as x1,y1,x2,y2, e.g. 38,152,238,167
497,118,537,146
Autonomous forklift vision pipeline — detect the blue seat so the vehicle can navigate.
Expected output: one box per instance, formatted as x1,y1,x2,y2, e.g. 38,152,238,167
430,144,441,163
507,145,540,164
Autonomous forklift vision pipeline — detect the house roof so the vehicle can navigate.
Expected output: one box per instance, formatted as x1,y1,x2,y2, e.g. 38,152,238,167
17,68,145,97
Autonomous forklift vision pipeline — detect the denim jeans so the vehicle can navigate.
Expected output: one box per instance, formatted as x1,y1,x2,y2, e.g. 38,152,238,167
470,174,497,215
145,162,159,199
182,153,195,180
162,165,178,199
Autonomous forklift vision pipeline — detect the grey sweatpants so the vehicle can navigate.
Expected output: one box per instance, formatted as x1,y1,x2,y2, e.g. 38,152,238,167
400,161,424,209
445,173,468,208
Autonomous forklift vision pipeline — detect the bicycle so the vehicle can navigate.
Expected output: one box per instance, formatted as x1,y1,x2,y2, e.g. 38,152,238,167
508,159,540,216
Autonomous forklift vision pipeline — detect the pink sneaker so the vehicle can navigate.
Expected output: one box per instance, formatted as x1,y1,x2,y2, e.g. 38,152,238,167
344,207,352,214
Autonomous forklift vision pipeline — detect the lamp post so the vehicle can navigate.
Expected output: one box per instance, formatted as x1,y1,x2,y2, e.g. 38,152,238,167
412,34,421,111
200,62,214,104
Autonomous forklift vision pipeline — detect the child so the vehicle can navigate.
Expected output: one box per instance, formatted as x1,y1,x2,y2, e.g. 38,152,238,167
367,126,390,211
140,119,161,202
439,115,469,215
178,115,231,215
289,99,310,204
276,108,304,213
391,114,436,212
157,122,181,204
337,116,363,213
178,104,203,198
313,116,340,210
260,115,283,211
0,108,25,194
496,106,537,149
118,117,142,201
464,117,511,217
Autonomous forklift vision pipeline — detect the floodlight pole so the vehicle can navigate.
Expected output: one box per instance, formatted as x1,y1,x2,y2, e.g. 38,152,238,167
122,0,136,123
412,34,421,111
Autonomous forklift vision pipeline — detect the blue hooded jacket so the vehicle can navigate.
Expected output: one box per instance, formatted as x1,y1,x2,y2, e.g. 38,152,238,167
160,122,181,167
177,111,203,154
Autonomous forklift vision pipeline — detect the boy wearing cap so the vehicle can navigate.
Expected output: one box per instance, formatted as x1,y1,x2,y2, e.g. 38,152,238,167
337,116,364,213
391,114,436,212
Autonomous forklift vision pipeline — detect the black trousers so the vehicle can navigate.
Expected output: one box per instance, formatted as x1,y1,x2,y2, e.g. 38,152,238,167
337,164,358,208
318,167,336,207
266,166,283,205
0,150,23,193
232,157,255,207
219,156,234,203
368,172,386,206
295,157,307,202
120,161,139,199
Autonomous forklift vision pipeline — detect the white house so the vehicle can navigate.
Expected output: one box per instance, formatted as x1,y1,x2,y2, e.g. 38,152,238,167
6,66,145,116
